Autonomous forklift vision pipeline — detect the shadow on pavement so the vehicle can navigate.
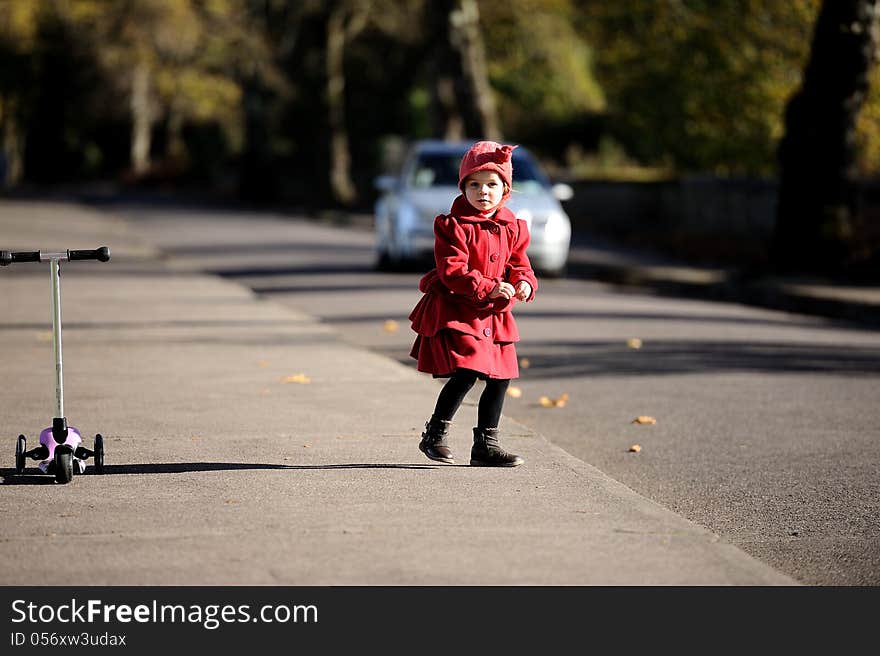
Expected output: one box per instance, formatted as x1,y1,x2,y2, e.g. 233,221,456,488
513,339,880,378
317,309,836,331
213,263,374,278
252,282,418,295
372,339,880,379
0,461,439,483
162,242,373,257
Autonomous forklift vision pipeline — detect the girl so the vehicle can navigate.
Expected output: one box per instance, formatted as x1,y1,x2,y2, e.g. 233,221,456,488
408,140,537,467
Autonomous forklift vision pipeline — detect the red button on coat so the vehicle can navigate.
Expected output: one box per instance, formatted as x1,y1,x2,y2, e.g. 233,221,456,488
490,253,499,262
483,328,492,336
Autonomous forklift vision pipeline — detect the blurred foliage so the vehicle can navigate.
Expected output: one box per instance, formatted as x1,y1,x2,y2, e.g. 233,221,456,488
578,0,825,176
482,0,605,125
0,0,877,203
857,63,880,177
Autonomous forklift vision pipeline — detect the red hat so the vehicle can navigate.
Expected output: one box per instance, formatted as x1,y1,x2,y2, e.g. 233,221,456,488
458,140,518,191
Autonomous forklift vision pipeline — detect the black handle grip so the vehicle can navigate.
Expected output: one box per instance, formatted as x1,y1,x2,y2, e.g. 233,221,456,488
68,246,111,262
0,250,40,266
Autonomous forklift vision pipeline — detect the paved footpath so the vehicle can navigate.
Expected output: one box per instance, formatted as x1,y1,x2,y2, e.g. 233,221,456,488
0,199,796,585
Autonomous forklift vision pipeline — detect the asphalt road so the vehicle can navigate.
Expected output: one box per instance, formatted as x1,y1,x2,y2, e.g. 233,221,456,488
105,202,880,585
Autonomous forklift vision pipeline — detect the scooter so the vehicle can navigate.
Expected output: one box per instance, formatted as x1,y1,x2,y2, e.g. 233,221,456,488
1,246,111,483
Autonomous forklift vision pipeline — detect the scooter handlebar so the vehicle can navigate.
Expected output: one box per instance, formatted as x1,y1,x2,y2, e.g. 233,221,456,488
0,250,40,266
0,247,110,266
68,246,111,262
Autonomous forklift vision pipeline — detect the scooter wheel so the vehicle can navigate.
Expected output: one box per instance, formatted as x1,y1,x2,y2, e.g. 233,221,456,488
15,435,26,474
93,434,104,474
55,448,73,484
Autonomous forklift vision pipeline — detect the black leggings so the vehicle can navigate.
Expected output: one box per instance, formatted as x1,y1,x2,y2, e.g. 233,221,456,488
432,369,510,428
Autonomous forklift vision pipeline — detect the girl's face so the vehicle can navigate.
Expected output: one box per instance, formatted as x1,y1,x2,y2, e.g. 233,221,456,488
464,170,505,213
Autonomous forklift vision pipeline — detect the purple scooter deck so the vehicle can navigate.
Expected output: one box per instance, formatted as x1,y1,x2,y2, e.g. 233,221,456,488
36,425,85,474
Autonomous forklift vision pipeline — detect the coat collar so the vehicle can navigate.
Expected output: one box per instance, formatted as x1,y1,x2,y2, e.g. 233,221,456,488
449,195,516,225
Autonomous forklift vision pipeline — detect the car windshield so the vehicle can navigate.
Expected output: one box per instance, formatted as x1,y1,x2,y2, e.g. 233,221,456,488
407,150,549,194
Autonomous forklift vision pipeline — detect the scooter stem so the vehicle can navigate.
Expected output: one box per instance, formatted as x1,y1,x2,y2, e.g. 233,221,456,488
50,257,64,420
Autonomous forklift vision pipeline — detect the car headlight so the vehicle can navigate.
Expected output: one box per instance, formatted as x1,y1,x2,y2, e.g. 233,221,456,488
542,212,570,243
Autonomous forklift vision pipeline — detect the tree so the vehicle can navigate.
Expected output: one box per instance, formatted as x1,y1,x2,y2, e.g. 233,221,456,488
62,0,281,181
72,0,173,176
771,0,880,274
0,0,40,188
578,1,821,175
325,0,371,206
451,0,501,140
480,0,605,137
311,0,424,205
425,0,500,141
232,0,301,201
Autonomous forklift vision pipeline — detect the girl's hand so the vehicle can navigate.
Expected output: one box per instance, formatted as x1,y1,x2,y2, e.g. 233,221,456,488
489,281,516,300
514,281,532,301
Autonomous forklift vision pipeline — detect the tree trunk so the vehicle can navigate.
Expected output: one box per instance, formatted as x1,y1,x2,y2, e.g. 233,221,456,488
426,0,465,139
771,0,880,274
130,61,155,176
1,95,25,189
326,6,358,207
426,0,500,141
240,76,276,201
435,76,465,141
166,101,186,168
449,0,501,141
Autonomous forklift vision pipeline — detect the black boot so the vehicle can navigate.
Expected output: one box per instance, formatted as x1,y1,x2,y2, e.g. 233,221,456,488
470,427,524,467
419,416,454,464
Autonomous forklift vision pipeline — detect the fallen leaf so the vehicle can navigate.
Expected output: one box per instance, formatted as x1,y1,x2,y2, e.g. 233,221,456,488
520,357,531,369
302,444,311,448
506,386,523,398
281,373,311,384
539,392,569,408
626,338,643,349
631,416,657,425
258,360,270,368
383,319,399,333
629,444,642,453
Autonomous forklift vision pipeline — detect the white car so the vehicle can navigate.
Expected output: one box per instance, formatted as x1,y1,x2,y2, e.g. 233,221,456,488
374,140,572,276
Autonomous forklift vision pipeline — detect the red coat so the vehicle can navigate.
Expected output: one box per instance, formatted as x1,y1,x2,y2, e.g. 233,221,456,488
409,195,538,379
